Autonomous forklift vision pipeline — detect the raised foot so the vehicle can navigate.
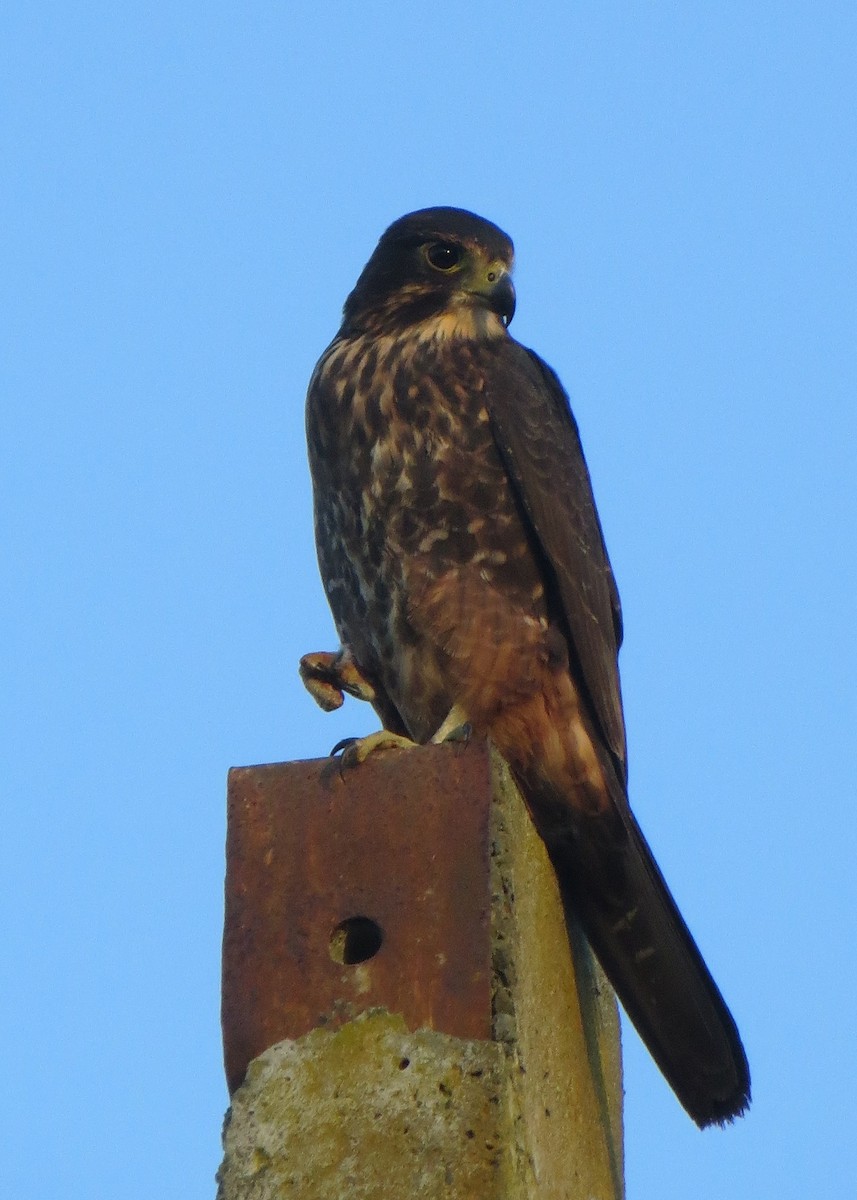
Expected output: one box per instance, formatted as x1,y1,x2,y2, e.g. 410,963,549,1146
299,648,376,712
331,730,416,770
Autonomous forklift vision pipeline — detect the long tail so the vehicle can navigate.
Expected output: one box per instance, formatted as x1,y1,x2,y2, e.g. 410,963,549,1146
520,773,751,1127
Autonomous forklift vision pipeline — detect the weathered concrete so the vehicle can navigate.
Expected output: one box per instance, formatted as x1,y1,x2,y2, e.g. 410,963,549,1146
217,1011,517,1199
218,744,623,1199
488,753,624,1199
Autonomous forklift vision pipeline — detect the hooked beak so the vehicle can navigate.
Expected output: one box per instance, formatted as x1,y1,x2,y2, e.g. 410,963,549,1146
466,264,516,327
487,271,516,326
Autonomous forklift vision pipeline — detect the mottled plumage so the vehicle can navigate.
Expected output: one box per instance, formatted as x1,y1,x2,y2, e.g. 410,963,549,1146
303,207,750,1126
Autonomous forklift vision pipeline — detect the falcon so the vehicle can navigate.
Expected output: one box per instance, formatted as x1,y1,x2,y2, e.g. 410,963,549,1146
301,207,750,1126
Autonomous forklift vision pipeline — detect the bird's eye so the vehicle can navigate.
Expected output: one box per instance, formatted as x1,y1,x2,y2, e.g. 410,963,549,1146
425,242,463,272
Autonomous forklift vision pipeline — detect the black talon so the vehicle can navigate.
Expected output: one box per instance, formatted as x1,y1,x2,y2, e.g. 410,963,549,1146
330,736,358,757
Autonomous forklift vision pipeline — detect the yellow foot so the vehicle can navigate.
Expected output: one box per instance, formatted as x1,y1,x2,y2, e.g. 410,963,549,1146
299,648,376,712
331,730,416,770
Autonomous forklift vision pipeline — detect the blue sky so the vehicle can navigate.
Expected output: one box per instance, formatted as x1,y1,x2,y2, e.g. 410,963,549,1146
3,3,855,1196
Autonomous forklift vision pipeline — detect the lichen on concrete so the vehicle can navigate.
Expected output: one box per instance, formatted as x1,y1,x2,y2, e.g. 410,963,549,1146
217,1009,520,1199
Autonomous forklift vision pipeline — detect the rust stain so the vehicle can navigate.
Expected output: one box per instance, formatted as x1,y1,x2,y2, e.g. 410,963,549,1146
221,739,495,1094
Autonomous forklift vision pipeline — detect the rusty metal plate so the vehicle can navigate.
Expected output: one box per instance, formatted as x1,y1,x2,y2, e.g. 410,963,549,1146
222,739,494,1094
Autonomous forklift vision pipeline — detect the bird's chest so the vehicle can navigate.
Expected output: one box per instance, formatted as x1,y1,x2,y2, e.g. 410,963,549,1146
312,336,519,574
307,332,548,725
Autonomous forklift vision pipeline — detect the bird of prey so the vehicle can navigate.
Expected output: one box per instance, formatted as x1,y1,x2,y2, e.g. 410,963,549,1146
301,206,750,1127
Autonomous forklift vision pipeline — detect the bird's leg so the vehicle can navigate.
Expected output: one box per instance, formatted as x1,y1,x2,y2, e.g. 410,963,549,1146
299,646,376,712
429,704,472,745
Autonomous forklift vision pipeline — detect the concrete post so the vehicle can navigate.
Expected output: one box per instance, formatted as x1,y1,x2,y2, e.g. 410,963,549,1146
217,741,623,1199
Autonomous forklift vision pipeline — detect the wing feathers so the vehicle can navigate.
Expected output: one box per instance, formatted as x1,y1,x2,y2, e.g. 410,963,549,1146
483,341,627,771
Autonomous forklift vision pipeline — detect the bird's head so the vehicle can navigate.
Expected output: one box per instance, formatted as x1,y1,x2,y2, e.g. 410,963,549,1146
341,207,516,338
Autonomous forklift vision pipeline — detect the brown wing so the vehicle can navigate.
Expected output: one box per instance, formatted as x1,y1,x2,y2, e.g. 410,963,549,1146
482,341,627,775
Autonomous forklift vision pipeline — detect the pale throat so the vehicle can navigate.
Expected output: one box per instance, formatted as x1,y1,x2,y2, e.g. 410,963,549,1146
411,301,508,343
